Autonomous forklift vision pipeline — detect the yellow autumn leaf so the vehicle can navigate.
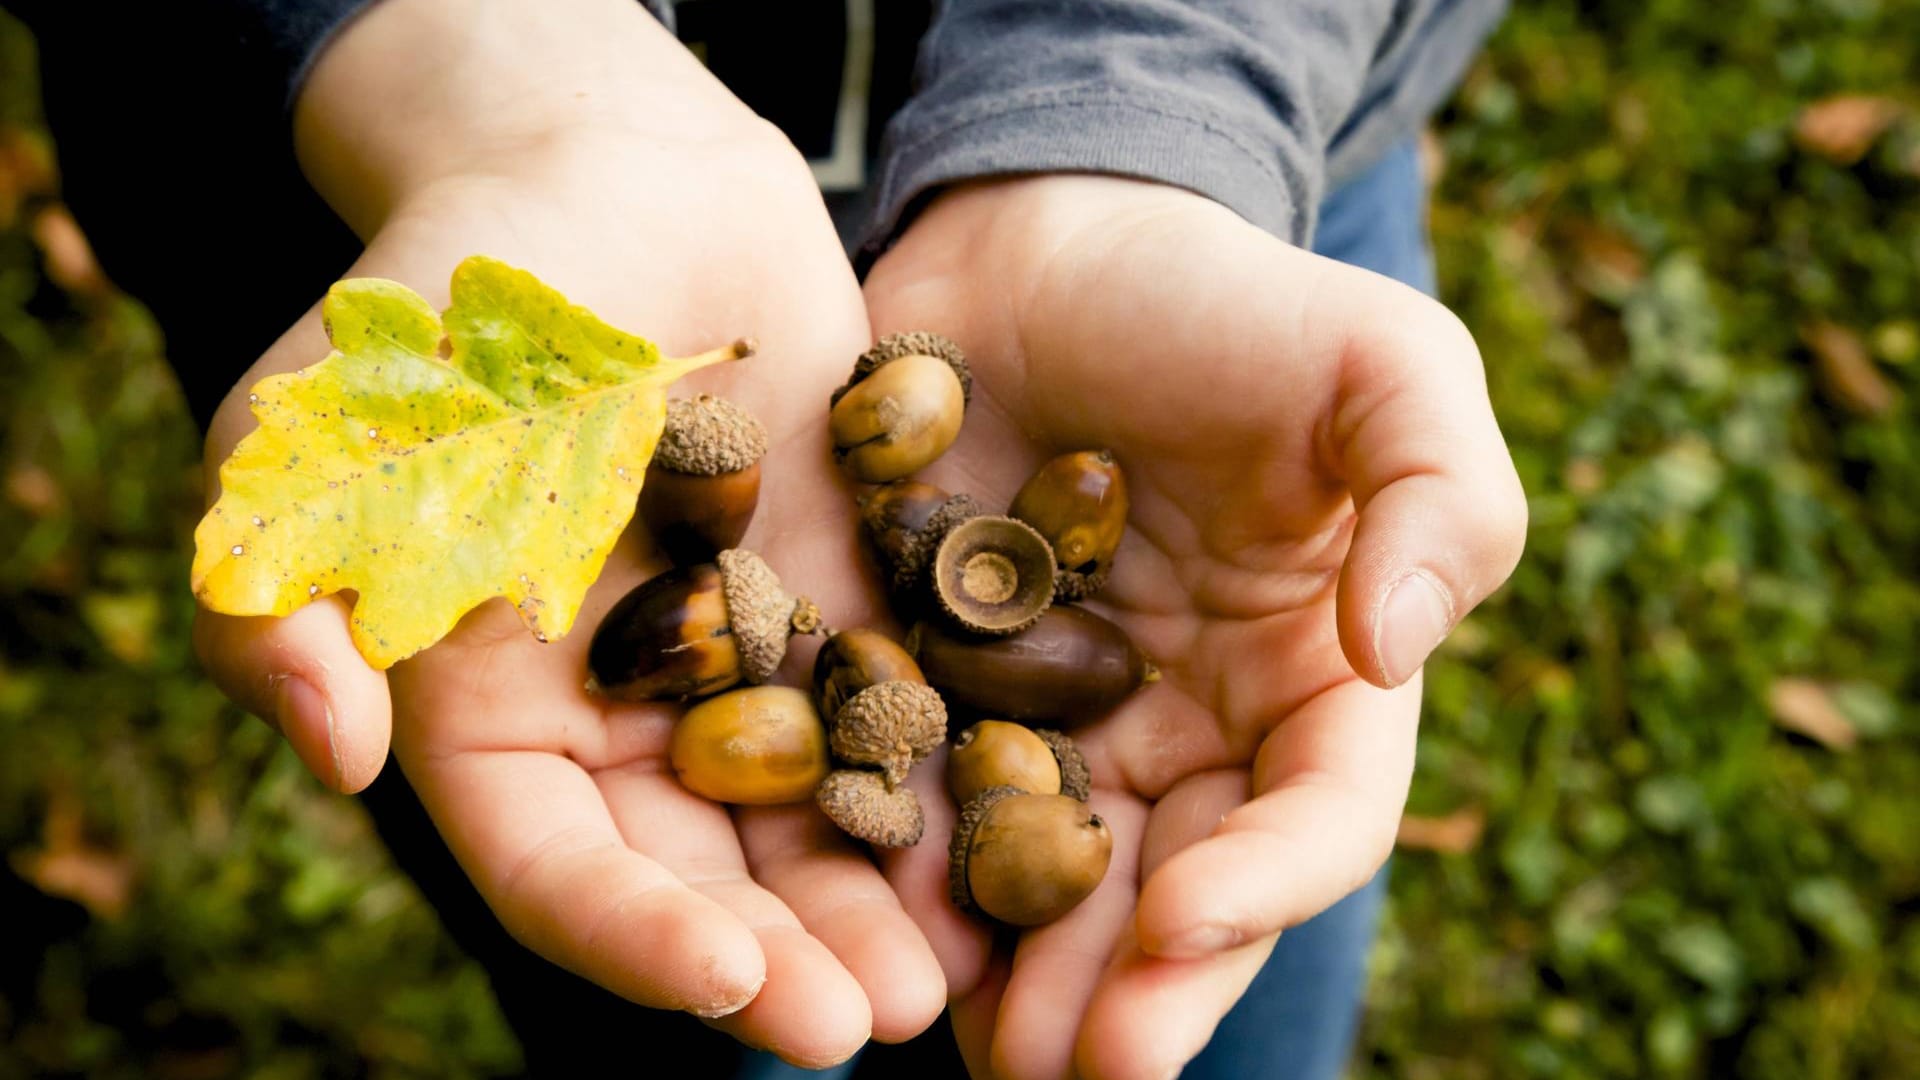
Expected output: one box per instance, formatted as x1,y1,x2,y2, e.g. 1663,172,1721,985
191,256,748,669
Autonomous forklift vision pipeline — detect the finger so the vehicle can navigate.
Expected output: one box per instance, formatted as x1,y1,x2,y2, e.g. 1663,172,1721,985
1075,929,1278,1080
951,952,1012,1080
192,598,392,792
400,745,768,1018
989,792,1148,1080
1135,675,1418,958
594,762,872,1066
877,744,996,997
738,803,947,1044
1076,770,1269,1080
1323,271,1526,687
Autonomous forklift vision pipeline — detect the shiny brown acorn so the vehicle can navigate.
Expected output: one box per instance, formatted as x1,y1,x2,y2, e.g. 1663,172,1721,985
641,394,767,565
908,605,1157,726
1009,450,1129,601
671,687,829,805
830,332,973,482
588,548,821,702
930,515,1055,636
811,628,946,786
947,721,1089,804
949,786,1112,926
860,481,983,599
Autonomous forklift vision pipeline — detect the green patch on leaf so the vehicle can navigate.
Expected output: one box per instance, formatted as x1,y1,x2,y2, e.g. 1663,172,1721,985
191,256,748,668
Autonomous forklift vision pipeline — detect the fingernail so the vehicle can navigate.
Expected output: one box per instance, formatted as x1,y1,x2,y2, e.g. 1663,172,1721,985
1160,923,1239,957
274,675,342,790
692,974,766,1019
1375,571,1453,687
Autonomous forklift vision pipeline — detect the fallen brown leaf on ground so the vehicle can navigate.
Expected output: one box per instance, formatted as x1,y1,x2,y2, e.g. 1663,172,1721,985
30,202,110,297
1801,321,1900,417
1399,806,1487,853
1769,678,1858,751
1794,95,1905,165
11,786,135,919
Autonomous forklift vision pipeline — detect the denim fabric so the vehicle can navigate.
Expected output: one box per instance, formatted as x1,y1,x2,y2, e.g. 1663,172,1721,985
739,137,1432,1080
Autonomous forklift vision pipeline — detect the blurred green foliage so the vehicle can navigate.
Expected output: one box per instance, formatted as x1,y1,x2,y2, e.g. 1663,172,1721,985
0,12,516,1079
0,2,1916,1077
1365,1,1920,1078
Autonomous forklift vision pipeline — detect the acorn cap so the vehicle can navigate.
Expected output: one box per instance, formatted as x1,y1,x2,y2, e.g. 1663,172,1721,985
932,516,1056,636
716,548,812,683
655,394,768,475
885,492,984,596
949,785,1022,914
1034,729,1091,801
832,330,972,410
817,769,925,847
1052,566,1109,604
830,680,948,787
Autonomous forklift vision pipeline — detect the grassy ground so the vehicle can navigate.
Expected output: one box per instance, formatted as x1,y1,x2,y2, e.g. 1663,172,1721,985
2,3,1917,1077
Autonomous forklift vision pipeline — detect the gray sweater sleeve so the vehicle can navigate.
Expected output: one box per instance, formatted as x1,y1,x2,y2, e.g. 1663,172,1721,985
861,0,1505,258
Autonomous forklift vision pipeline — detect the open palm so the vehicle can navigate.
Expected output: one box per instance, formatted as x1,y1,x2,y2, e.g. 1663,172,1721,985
864,176,1527,1079
194,130,946,1067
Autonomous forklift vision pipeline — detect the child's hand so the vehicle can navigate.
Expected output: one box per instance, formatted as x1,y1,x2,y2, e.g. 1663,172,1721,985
864,174,1527,1079
191,1,943,1065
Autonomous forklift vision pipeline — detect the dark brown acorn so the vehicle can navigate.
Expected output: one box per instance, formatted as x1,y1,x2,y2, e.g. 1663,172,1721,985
949,786,1111,926
947,721,1090,804
1009,450,1129,601
930,515,1055,636
588,548,821,702
812,629,946,787
908,605,1158,726
813,628,930,720
830,332,973,482
860,482,983,598
640,394,767,565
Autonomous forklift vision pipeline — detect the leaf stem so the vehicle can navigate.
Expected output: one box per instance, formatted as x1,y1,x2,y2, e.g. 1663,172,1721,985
678,337,758,366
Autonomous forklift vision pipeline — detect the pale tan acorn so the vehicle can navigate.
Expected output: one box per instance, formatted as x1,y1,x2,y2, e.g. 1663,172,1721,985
829,332,973,482
947,721,1090,804
949,786,1111,926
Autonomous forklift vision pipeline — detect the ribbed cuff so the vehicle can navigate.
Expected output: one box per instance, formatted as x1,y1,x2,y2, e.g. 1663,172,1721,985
859,89,1310,269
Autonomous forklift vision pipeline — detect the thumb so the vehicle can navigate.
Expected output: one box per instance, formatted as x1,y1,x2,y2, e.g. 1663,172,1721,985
194,301,393,792
1325,276,1527,688
193,599,393,793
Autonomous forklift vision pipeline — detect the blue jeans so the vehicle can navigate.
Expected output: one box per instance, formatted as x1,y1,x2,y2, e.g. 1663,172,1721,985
742,138,1431,1080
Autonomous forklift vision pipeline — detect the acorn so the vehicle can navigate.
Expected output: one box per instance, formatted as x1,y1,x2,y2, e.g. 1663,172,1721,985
830,331,972,482
640,394,767,565
817,769,925,848
1009,450,1129,601
671,687,829,805
812,629,946,786
949,786,1112,926
947,722,1089,804
587,548,822,702
813,627,929,719
930,515,1055,636
908,605,1157,726
860,481,984,599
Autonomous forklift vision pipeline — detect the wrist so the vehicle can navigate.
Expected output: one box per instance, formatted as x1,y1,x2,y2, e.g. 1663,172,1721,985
292,0,767,237
876,175,1214,298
